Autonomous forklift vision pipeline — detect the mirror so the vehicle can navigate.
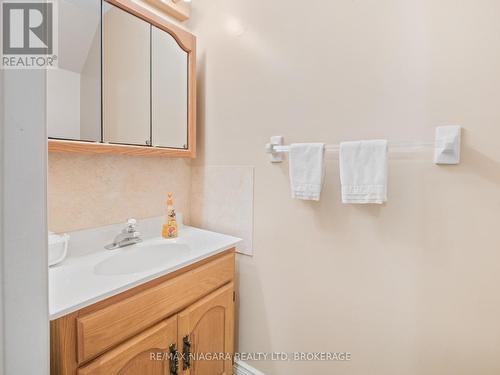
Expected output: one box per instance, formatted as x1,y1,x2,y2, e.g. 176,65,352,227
47,0,101,141
103,3,151,146
152,26,188,149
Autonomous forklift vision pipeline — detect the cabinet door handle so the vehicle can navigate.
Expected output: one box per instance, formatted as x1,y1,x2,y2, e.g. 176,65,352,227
182,335,192,370
169,343,179,375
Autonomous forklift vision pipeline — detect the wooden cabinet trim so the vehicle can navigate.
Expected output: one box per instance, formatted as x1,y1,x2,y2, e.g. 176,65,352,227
50,311,80,375
48,140,195,158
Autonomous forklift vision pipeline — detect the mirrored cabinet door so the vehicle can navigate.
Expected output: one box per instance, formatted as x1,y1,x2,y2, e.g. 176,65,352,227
47,0,101,142
152,26,189,149
103,2,151,146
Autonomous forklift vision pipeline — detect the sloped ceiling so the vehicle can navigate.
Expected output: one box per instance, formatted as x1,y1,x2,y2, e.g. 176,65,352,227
58,0,100,73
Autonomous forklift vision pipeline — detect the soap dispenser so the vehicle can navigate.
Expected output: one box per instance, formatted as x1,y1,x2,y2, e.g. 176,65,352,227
162,192,178,239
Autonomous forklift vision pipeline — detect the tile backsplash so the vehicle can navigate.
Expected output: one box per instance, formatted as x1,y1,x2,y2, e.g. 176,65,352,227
48,153,191,233
190,166,254,255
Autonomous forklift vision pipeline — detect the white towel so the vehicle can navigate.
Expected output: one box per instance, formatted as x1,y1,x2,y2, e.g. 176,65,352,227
289,143,325,201
339,140,388,204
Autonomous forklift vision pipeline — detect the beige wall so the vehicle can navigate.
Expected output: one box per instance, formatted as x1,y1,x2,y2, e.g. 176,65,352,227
188,1,500,374
48,153,191,232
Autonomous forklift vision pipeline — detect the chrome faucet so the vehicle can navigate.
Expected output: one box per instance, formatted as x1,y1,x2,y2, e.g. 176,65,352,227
105,218,142,250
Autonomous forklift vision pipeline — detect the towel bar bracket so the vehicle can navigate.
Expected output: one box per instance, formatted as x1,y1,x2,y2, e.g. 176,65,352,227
265,135,284,163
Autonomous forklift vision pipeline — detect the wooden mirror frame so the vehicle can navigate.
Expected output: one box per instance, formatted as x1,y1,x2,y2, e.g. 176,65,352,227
48,0,196,158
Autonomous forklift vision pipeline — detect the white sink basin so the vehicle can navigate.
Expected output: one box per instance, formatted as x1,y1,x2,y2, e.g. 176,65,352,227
94,240,190,276
49,225,241,320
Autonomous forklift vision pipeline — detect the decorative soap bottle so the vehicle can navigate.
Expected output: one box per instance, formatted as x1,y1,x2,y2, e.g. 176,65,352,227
162,193,178,239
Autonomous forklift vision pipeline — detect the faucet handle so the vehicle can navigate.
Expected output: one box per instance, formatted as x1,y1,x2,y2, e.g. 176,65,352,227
125,218,137,232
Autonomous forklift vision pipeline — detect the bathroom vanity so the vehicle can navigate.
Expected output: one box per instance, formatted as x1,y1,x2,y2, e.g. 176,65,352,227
50,226,240,375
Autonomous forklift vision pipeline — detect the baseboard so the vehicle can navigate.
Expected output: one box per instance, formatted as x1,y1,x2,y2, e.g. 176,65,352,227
234,360,266,375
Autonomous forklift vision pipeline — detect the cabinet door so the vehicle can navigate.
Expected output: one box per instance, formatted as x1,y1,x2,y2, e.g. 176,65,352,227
151,25,189,149
78,316,178,375
47,0,101,142
178,284,234,375
103,1,151,146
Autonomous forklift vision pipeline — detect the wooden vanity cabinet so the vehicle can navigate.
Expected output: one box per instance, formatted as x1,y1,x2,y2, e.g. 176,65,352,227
51,250,235,375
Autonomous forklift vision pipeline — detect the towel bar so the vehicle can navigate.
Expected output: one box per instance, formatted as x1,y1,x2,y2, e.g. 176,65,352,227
265,127,461,165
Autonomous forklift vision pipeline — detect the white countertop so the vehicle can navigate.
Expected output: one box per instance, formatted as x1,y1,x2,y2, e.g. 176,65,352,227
49,226,241,320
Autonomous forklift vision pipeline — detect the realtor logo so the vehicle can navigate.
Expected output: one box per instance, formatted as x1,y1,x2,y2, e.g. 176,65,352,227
2,1,58,68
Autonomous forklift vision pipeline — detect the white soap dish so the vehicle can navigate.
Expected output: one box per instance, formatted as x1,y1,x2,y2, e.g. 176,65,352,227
48,232,70,267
